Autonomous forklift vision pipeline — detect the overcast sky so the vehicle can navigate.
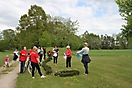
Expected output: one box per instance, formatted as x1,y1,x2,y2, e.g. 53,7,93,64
0,0,124,36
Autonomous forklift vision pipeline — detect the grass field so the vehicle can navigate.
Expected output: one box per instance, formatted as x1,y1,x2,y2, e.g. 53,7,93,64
0,49,132,88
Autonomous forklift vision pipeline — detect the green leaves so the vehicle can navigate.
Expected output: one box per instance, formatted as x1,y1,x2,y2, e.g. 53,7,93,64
115,0,132,38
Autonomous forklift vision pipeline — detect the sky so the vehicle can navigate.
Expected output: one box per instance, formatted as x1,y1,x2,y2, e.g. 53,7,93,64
0,0,124,36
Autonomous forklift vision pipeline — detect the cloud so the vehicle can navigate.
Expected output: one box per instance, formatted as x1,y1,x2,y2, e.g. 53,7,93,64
0,0,124,36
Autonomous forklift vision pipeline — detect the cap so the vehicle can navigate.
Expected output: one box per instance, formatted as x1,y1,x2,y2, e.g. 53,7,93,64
66,45,70,49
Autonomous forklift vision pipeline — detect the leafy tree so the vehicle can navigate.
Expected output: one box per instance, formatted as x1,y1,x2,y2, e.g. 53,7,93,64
16,4,48,48
81,31,101,49
2,29,16,49
39,31,52,47
115,0,132,38
0,40,7,51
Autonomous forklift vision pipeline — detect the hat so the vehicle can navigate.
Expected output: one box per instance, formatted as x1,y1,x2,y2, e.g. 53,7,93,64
66,45,70,49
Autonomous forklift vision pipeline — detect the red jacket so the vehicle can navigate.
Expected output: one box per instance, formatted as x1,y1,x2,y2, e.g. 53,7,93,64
66,49,72,58
31,51,39,63
20,50,28,61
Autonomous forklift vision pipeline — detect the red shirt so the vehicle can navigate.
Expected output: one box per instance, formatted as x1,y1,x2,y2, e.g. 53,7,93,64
29,49,33,59
66,49,72,57
31,51,39,63
20,50,28,61
4,57,9,62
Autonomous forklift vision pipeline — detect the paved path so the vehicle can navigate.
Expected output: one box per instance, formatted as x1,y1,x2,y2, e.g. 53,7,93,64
0,61,19,88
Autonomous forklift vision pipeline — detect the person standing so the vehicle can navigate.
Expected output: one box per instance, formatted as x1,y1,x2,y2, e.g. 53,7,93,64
39,47,43,63
52,45,59,66
43,47,46,60
77,42,91,75
30,46,46,79
65,45,72,68
19,46,28,74
13,49,19,61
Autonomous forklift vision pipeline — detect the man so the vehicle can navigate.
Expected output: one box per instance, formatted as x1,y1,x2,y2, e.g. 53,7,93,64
19,46,28,74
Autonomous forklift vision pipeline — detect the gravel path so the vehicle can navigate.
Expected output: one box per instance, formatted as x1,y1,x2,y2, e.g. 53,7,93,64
0,62,19,88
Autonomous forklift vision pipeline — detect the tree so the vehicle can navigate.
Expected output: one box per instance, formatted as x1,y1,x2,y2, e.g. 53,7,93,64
115,0,132,38
2,29,16,49
81,31,101,49
16,4,48,47
39,31,52,47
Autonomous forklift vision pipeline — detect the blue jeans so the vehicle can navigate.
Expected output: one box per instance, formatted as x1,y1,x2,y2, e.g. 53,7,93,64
20,61,25,74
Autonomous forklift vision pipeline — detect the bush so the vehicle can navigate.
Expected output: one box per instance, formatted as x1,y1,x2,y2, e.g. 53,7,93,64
54,70,80,77
42,56,53,75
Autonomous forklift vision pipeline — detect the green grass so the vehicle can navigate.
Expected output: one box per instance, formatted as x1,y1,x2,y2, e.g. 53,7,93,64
1,49,132,88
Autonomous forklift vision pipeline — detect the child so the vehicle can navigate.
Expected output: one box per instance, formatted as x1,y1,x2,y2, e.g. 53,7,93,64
4,55,10,67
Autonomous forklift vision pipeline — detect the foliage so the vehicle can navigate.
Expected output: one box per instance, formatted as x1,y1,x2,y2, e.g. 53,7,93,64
42,54,53,75
54,70,79,77
16,4,48,47
0,40,7,51
115,0,132,38
81,31,101,49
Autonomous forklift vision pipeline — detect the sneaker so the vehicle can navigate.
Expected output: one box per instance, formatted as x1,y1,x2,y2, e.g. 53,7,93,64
84,73,88,75
41,75,46,78
85,73,88,75
32,77,35,79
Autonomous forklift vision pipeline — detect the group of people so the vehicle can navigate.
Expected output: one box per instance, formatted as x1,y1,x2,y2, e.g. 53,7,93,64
65,42,91,75
19,42,91,78
19,46,46,79
3,42,91,78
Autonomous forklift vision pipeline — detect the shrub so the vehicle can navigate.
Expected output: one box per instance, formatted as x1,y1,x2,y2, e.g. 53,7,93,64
54,70,80,77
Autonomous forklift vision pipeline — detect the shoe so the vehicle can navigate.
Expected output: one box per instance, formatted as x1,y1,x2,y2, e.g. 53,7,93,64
32,77,35,79
84,73,88,75
41,75,46,78
85,73,88,75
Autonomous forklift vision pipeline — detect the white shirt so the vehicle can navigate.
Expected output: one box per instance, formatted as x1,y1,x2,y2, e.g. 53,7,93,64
77,47,89,55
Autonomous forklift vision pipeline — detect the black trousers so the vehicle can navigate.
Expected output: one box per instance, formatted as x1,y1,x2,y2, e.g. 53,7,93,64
53,56,58,64
31,62,42,77
43,54,46,60
66,57,71,68
39,54,43,62
82,60,89,74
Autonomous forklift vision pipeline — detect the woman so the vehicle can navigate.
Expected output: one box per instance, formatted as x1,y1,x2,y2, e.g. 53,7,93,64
13,49,19,61
52,45,59,66
30,46,46,79
77,42,91,75
65,45,72,68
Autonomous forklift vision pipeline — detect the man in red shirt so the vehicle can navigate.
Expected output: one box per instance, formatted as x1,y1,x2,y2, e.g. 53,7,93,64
19,46,28,74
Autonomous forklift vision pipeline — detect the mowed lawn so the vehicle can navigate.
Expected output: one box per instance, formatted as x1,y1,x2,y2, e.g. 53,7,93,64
1,49,132,88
